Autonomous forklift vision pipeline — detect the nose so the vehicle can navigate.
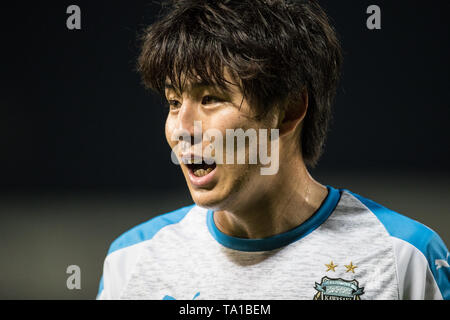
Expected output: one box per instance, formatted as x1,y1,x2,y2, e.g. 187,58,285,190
172,99,201,146
179,99,198,135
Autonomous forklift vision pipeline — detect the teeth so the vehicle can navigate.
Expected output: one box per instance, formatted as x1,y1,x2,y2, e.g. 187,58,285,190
193,167,213,177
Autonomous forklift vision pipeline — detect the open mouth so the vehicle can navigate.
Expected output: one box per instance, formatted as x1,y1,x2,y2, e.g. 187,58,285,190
186,160,217,177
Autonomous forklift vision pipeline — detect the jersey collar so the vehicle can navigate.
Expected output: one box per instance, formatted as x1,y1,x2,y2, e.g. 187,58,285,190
206,185,341,252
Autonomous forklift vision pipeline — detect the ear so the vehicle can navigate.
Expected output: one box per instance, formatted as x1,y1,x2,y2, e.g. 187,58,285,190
278,88,308,136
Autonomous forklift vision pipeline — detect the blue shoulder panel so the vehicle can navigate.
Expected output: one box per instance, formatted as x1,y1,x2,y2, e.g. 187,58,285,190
96,204,195,298
347,190,449,300
107,204,194,255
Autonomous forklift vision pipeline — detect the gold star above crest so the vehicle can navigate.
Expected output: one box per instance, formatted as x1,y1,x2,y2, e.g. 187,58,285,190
345,262,357,273
325,261,338,272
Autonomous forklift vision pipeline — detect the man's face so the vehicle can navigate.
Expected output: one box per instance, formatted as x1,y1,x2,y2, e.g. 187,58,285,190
164,73,278,210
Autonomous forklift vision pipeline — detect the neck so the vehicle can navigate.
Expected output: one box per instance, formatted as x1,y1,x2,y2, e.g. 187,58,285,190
213,157,328,239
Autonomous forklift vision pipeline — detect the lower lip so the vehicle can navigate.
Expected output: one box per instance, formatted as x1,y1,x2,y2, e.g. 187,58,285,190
187,166,217,187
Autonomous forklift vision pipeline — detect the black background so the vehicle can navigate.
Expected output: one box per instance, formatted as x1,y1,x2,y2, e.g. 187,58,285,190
0,1,448,299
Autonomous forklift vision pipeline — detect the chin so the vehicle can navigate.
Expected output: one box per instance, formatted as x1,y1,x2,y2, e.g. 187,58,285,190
182,163,256,211
188,177,248,212
188,187,228,210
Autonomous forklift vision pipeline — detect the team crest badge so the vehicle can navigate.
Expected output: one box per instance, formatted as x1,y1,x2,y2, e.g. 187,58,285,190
313,276,365,300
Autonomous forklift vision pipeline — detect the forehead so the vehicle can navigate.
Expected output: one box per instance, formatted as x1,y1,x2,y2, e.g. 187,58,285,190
164,79,213,92
164,68,241,95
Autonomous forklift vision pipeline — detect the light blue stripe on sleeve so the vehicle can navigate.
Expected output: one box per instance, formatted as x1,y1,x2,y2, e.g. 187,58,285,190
96,204,195,298
347,190,449,300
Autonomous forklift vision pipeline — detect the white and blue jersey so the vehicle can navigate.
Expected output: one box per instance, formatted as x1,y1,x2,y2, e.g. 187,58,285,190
97,186,449,300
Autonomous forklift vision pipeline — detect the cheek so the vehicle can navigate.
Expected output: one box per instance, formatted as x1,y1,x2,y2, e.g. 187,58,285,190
165,116,177,148
209,110,254,132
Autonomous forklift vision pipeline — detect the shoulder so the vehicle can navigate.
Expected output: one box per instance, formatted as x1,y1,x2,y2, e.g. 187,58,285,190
344,189,444,255
97,204,196,299
107,204,196,256
343,189,449,299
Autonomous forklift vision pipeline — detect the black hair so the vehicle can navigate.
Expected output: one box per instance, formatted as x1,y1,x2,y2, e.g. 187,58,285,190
137,0,342,167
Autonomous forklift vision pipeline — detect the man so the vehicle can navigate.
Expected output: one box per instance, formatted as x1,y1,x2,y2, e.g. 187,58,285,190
97,0,449,300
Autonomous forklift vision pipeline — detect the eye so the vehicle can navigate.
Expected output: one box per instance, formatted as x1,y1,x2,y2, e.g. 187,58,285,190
168,99,181,110
201,95,222,105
